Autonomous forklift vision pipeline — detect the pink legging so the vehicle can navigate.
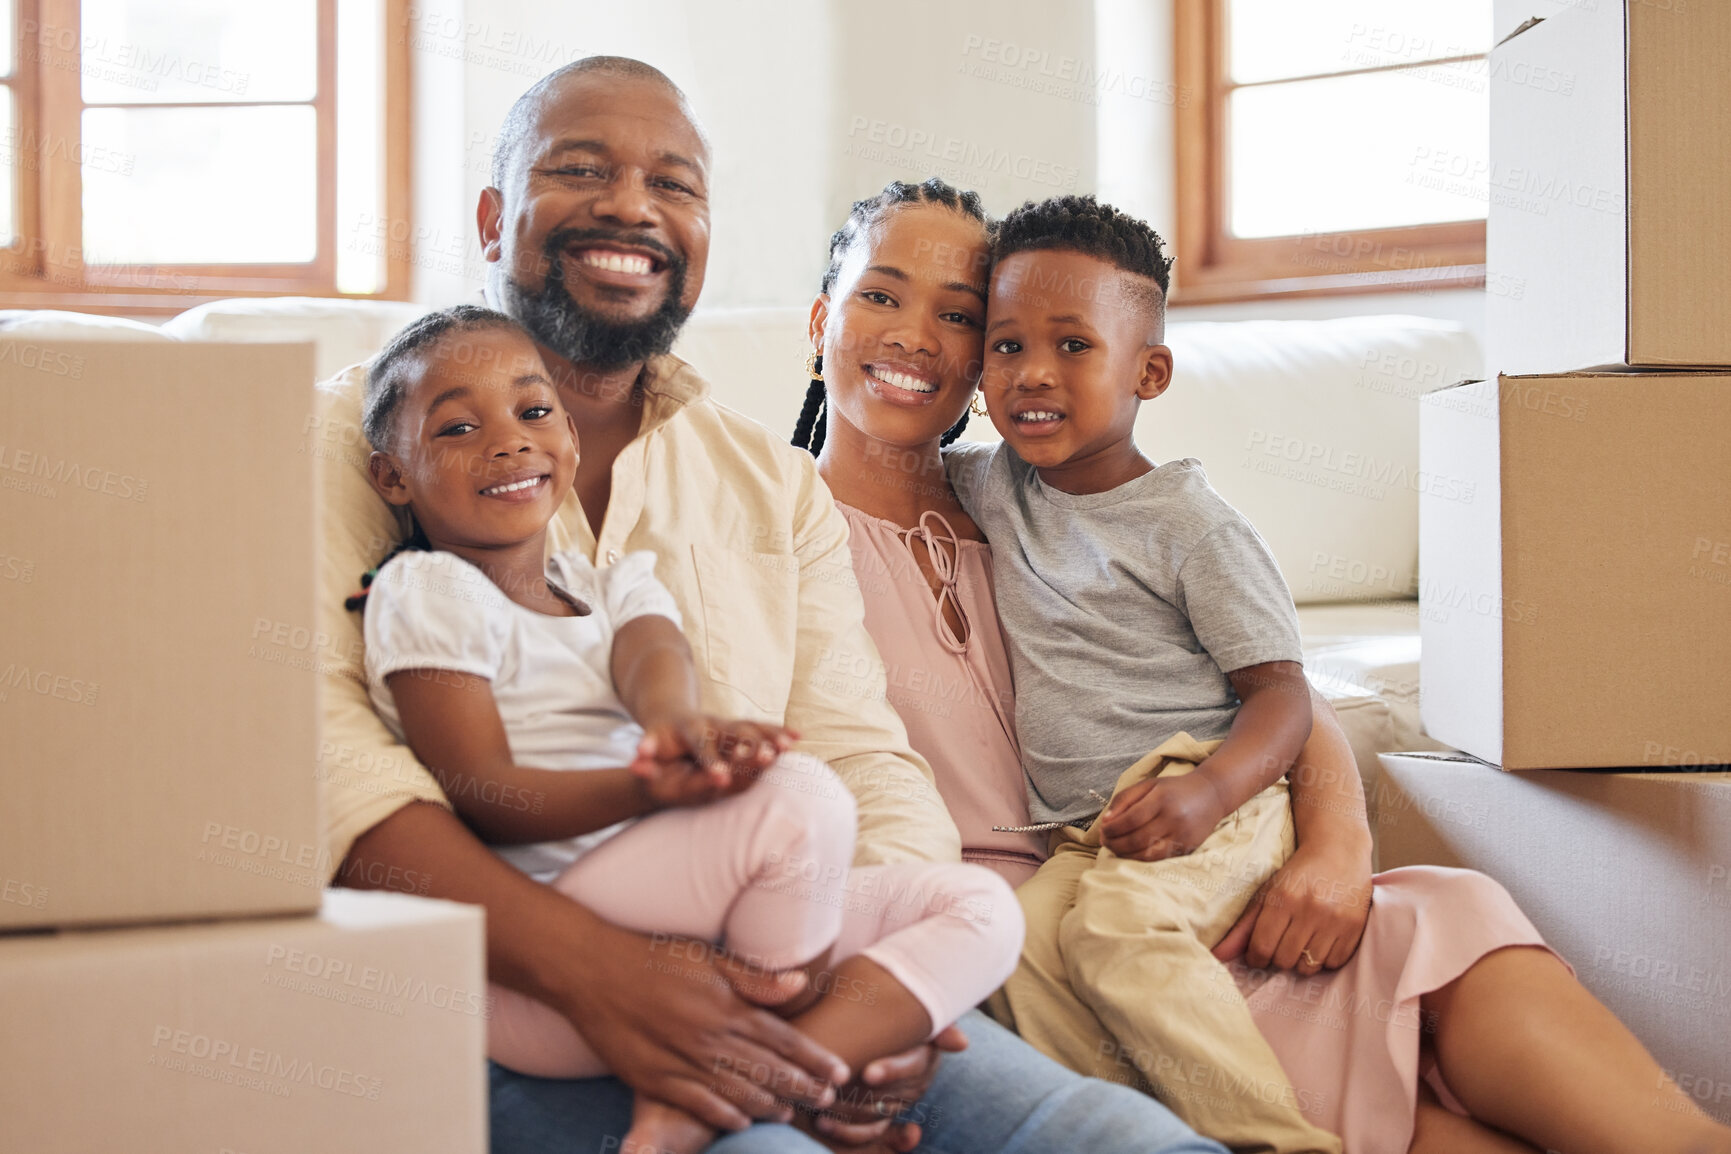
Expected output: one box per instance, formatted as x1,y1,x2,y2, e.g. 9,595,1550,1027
488,753,1024,1078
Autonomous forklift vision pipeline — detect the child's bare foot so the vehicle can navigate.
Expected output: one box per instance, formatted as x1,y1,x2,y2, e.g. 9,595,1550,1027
622,1093,717,1154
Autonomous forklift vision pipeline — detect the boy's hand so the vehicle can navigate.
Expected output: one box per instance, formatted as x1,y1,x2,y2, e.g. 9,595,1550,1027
631,715,799,808
1098,772,1228,861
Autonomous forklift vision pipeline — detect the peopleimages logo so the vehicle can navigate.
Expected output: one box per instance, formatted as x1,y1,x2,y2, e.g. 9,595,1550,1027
0,444,147,500
0,660,99,706
149,1026,383,1099
264,945,489,1017
1242,430,1478,503
844,117,1080,190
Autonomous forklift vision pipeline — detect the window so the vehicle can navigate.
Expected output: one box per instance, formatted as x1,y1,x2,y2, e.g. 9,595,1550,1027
1174,0,1492,302
0,0,410,313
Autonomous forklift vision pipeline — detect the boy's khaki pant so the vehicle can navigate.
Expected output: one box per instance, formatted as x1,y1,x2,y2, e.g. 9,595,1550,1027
992,733,1342,1154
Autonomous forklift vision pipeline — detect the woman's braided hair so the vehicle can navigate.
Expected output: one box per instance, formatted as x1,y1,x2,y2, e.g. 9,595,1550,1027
792,177,991,455
344,305,528,611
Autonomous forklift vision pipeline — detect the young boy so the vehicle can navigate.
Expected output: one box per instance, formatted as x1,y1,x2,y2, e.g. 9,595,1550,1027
946,196,1341,1154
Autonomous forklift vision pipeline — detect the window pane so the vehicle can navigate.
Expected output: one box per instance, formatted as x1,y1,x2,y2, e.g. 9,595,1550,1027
81,0,316,104
0,88,14,244
1230,66,1488,237
1231,0,1492,84
82,106,317,264
336,0,385,294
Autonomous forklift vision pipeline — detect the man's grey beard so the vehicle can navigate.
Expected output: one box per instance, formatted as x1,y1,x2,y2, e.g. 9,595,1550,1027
500,229,692,372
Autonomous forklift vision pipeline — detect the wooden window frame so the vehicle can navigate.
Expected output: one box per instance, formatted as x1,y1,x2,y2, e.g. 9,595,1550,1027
0,0,412,315
1172,0,1486,304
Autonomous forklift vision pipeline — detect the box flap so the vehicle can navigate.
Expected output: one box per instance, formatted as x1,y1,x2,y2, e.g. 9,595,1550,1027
1418,379,1505,764
1496,15,1545,47
1429,377,1486,395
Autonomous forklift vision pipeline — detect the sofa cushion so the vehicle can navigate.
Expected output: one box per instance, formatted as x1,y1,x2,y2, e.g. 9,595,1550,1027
162,297,430,382
1145,317,1481,605
0,310,171,341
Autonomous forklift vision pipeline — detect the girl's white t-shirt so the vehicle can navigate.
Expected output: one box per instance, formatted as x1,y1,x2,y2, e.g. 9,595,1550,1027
362,547,681,880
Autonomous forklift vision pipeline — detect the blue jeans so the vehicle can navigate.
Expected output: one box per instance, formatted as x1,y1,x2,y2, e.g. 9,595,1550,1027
488,1010,1225,1154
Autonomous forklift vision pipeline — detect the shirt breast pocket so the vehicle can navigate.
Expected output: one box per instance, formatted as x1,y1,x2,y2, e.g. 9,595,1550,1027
689,545,800,715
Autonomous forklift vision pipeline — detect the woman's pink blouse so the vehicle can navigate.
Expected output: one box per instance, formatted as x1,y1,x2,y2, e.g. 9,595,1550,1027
838,503,1045,886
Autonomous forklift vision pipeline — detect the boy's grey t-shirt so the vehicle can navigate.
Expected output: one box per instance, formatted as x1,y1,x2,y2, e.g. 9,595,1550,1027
947,441,1303,826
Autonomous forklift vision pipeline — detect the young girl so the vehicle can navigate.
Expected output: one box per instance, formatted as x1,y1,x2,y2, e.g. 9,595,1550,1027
351,304,1023,1154
792,177,1731,1154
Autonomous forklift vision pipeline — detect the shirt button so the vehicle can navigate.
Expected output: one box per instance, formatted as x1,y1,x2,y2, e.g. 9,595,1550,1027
606,549,620,564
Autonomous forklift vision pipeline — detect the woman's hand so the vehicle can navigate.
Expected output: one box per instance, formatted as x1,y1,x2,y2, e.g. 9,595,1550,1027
1213,836,1373,975
630,714,799,807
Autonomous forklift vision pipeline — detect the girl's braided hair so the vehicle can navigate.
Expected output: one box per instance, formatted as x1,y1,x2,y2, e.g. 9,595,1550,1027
345,305,528,611
792,177,992,456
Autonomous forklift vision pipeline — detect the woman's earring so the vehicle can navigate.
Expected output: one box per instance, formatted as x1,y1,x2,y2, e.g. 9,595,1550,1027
805,350,824,382
969,392,988,417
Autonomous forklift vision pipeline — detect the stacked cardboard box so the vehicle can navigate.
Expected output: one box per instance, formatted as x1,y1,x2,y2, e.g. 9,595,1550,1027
1393,2,1731,1117
0,340,485,1151
1421,1,1731,768
0,888,488,1153
1377,753,1731,1124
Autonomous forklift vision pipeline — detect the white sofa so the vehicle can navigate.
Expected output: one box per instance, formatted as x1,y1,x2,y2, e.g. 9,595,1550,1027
2,298,1474,813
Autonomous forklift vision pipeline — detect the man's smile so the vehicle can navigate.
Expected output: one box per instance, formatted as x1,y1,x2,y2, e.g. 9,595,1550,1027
566,242,668,280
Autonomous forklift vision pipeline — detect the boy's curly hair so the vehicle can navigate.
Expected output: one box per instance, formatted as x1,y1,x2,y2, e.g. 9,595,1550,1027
993,195,1174,323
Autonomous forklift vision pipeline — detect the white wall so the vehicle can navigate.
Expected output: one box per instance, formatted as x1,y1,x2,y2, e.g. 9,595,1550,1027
407,0,1093,310
828,0,1096,231
405,0,1485,369
406,0,834,308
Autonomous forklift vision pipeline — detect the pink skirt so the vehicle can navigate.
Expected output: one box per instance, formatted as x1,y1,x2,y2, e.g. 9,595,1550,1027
1234,866,1564,1154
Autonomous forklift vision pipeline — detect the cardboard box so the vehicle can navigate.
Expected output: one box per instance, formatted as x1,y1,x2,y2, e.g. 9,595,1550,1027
1487,2,1731,374
0,341,322,928
0,889,487,1153
1376,753,1731,1123
1418,373,1731,769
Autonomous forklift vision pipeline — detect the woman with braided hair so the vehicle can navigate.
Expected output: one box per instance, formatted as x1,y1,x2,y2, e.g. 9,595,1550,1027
795,185,1731,1154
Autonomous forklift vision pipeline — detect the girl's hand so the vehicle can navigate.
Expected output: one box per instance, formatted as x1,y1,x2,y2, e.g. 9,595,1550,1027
631,715,799,807
1212,836,1373,975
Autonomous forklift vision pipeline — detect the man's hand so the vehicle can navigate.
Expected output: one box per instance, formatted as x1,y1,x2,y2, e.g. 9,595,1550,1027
631,715,798,807
725,959,964,1151
1097,771,1228,861
557,918,846,1131
1213,837,1372,975
807,1025,969,1150
341,804,847,1133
